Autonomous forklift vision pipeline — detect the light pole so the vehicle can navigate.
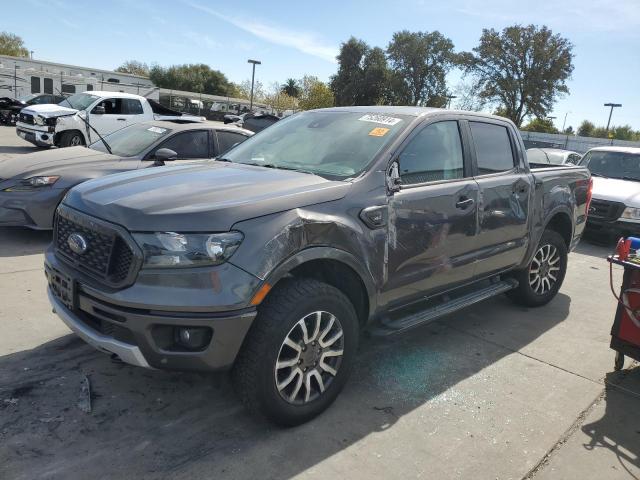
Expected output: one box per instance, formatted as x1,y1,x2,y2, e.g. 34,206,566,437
446,95,457,109
13,64,19,97
604,103,622,134
247,59,261,111
561,111,571,132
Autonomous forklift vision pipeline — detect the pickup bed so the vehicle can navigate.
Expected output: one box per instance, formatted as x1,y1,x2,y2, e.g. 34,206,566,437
16,90,203,148
45,106,592,425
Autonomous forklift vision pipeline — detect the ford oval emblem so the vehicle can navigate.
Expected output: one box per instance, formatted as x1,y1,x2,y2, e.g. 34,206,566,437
68,233,88,255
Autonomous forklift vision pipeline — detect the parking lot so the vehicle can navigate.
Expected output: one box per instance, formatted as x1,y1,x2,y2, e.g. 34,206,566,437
0,124,638,480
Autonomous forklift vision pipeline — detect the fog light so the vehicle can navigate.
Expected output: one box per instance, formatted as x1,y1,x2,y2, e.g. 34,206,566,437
174,327,211,351
41,134,49,140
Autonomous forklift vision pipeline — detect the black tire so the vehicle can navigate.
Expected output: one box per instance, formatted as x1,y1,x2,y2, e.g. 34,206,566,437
58,131,85,148
507,229,568,307
232,278,359,426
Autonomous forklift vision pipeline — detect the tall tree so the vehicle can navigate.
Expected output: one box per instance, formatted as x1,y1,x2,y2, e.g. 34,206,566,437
460,25,574,126
281,78,301,98
0,32,29,57
386,30,456,106
115,60,150,77
330,37,389,106
148,64,232,96
298,77,334,110
521,117,558,134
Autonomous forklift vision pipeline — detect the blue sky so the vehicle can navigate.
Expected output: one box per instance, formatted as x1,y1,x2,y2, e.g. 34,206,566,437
4,0,639,129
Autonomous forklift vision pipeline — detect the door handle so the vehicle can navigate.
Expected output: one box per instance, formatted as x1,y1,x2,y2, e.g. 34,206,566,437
117,118,126,121
455,197,475,209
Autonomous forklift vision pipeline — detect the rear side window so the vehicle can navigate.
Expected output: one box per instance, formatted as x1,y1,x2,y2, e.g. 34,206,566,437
398,121,464,184
155,131,209,159
470,122,515,174
124,99,143,115
217,131,248,155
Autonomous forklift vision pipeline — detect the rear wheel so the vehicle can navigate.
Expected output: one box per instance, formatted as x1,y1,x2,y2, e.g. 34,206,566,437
232,278,359,426
507,230,568,307
58,131,85,148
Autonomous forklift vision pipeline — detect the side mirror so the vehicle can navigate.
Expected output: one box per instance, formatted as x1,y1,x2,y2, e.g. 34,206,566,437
92,105,105,115
154,148,178,162
387,162,402,192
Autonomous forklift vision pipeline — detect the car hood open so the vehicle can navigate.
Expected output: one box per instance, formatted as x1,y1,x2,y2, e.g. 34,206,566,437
63,161,351,231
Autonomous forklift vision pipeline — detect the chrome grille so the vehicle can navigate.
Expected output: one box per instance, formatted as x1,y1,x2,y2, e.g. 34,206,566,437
588,199,625,221
19,112,34,124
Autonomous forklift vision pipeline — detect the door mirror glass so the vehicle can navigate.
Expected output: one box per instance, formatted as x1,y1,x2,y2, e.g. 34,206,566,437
154,148,178,161
92,105,105,115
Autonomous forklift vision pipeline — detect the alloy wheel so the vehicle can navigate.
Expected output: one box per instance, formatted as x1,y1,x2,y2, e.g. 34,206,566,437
529,244,561,295
274,311,344,405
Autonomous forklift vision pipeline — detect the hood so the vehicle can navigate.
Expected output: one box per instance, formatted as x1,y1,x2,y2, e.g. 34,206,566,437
64,162,351,232
22,103,78,118
0,146,122,180
592,177,640,207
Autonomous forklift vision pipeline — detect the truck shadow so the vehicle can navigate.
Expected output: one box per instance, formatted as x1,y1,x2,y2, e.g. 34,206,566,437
580,368,640,478
0,294,571,479
0,227,51,257
0,145,40,155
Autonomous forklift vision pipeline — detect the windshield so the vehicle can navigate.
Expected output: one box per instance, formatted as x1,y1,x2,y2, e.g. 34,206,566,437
221,110,409,179
59,93,100,110
90,123,173,157
580,150,640,181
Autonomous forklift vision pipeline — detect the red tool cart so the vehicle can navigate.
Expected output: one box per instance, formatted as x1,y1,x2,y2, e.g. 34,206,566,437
608,255,640,370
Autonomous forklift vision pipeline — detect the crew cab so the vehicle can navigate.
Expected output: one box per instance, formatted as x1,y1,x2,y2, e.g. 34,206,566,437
15,91,203,148
45,107,591,425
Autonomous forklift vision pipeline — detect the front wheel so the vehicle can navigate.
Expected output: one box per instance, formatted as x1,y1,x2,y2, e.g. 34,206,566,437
507,230,568,307
232,278,359,426
58,131,85,148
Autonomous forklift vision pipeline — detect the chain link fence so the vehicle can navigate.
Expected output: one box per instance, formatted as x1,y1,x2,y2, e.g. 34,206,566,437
520,131,640,154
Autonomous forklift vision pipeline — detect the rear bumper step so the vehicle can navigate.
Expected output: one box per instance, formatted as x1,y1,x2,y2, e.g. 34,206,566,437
370,278,518,336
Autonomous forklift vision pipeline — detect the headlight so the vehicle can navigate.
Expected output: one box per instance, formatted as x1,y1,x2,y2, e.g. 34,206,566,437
3,175,60,191
34,115,46,126
620,207,640,221
132,231,243,268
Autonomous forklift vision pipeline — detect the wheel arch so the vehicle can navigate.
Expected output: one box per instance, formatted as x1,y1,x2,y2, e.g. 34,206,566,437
259,247,376,326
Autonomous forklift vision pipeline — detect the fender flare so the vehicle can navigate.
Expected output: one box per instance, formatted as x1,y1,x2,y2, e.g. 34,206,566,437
261,246,378,317
522,206,574,267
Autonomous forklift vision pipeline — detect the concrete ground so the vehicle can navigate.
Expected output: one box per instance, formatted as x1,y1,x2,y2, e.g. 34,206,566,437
0,125,638,479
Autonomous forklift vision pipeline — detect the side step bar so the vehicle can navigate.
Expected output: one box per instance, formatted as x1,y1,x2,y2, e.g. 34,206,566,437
370,278,519,337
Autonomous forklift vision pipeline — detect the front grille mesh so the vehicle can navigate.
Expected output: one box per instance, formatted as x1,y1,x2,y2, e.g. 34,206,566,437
589,199,625,221
19,112,34,124
54,210,136,286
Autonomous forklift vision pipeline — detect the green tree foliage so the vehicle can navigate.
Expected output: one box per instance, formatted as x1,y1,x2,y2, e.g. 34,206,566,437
386,30,456,106
298,77,334,110
563,126,574,135
460,25,574,126
521,117,558,134
330,37,389,106
115,60,150,77
281,78,301,98
235,79,265,101
148,64,233,95
0,32,29,57
577,120,595,137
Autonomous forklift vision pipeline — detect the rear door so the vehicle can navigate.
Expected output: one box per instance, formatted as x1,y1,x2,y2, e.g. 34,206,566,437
466,119,532,277
382,118,480,306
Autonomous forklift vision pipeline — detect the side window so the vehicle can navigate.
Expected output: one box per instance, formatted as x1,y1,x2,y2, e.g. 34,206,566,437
154,131,209,159
567,154,581,165
93,98,123,114
217,131,248,155
469,122,516,174
124,99,143,115
31,76,41,94
398,121,464,185
43,78,53,94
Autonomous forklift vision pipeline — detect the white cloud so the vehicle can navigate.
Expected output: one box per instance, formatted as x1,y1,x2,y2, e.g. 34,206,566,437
182,31,221,50
184,1,338,63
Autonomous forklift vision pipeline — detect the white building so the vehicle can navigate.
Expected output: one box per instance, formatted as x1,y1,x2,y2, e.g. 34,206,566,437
0,54,158,100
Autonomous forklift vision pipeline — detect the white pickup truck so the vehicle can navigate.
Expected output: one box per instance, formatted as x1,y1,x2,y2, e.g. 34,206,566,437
15,91,204,148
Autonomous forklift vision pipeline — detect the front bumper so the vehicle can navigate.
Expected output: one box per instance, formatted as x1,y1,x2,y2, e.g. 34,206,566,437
586,217,640,237
0,188,66,229
45,249,259,371
15,123,54,147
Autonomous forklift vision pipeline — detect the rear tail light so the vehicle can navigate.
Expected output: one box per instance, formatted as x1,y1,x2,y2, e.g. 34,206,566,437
585,177,594,218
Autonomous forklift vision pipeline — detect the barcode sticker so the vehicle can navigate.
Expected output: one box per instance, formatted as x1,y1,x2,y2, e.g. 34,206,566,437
358,114,402,126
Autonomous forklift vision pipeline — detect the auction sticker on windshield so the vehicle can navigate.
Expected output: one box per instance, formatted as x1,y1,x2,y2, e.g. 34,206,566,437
358,114,402,126
368,127,390,137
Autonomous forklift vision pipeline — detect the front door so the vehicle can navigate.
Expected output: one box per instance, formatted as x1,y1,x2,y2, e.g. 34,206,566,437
88,98,136,138
467,120,531,277
382,120,479,307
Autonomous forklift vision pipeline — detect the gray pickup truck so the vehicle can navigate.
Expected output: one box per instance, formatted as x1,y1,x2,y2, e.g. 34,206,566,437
44,107,592,425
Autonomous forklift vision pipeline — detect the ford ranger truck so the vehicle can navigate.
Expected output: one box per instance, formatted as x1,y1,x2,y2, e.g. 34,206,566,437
16,91,203,148
45,107,592,425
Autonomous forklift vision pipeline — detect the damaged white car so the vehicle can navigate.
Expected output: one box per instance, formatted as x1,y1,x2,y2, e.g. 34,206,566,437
15,91,204,148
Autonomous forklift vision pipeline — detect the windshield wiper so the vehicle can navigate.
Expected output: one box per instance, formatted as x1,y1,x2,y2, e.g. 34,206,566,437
622,176,640,182
243,162,315,175
214,157,233,162
590,172,608,178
